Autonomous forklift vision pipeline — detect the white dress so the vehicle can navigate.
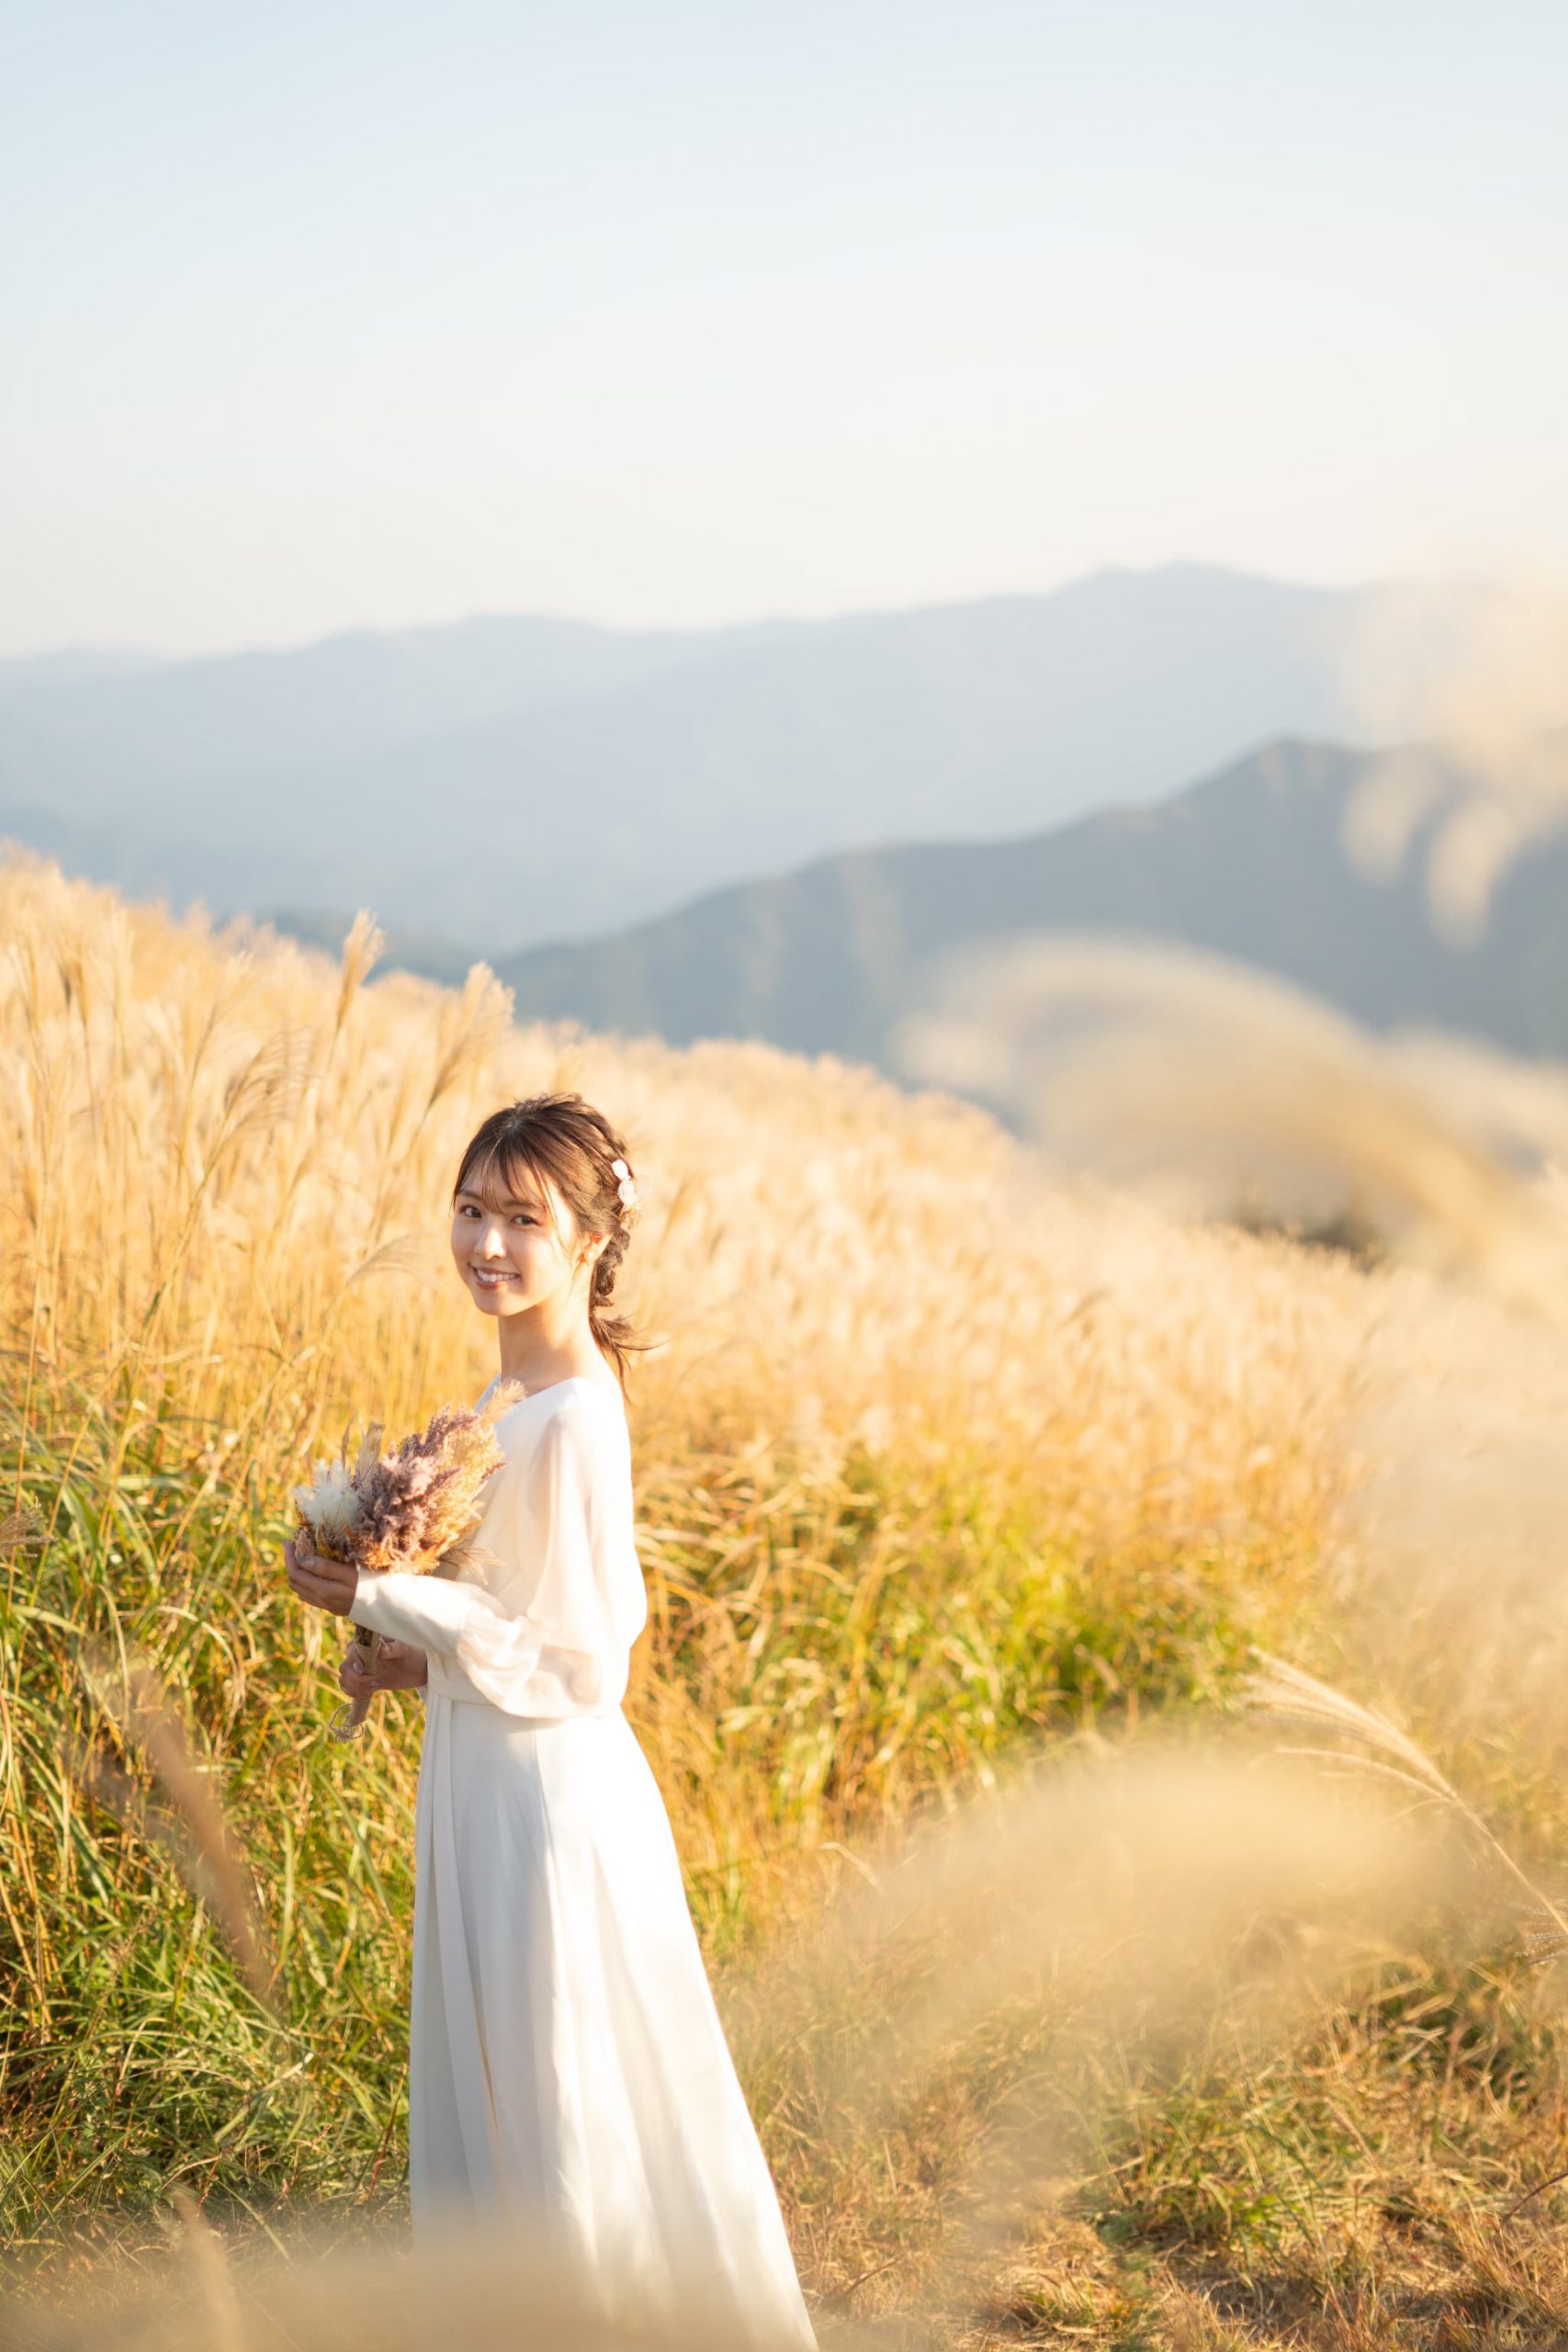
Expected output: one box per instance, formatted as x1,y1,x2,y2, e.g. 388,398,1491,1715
347,1374,818,2347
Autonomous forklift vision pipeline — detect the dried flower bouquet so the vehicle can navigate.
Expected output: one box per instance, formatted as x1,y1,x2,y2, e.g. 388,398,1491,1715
292,1380,525,1740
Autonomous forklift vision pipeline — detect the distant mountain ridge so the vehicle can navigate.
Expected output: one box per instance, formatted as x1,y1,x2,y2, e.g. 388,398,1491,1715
1,565,1551,952
489,736,1568,1067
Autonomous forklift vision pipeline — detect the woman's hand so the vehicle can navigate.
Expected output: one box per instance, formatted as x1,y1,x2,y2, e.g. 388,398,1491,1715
339,1636,428,1697
285,1529,358,1619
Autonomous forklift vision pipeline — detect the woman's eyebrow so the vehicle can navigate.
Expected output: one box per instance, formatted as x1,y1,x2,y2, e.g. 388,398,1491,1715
457,1188,543,1209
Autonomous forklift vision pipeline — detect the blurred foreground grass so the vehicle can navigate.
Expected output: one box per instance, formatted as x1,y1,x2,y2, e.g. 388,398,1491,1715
6,845,1568,2348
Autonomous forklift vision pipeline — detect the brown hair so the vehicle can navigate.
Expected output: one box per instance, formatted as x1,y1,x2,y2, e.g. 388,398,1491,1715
450,1092,650,1396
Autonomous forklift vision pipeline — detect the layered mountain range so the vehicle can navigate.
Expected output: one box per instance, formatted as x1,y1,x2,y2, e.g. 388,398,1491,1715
1,563,1542,954
4,565,1563,1075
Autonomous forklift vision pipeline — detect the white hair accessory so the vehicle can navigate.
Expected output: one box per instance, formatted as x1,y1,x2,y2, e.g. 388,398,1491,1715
610,1157,638,1214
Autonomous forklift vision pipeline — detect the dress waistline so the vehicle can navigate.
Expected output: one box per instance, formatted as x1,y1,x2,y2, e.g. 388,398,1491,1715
423,1678,624,1727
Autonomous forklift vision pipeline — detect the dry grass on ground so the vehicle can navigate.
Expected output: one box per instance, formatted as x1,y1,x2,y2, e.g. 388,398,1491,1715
5,843,1568,2347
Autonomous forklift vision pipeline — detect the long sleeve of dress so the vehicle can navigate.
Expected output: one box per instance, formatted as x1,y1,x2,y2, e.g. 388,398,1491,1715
347,1393,648,1718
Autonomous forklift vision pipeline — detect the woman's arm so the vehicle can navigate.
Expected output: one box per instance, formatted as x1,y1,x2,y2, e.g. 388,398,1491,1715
378,1403,643,1715
346,1563,526,1656
288,1401,645,1717
286,1529,523,1654
347,1550,604,1713
449,1399,646,1714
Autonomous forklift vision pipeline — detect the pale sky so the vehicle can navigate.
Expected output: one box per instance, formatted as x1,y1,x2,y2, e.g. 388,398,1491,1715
4,0,1566,656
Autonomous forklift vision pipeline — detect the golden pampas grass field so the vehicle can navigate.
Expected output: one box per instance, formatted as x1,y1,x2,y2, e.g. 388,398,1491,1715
7,840,1568,2348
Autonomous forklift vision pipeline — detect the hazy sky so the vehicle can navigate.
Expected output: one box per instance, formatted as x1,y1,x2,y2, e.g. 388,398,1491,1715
4,0,1565,655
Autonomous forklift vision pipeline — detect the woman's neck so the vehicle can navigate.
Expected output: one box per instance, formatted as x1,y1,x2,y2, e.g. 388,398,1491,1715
495,1306,611,1395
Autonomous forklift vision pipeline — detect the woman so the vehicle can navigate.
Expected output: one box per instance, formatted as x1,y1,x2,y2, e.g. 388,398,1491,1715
285,1092,818,2347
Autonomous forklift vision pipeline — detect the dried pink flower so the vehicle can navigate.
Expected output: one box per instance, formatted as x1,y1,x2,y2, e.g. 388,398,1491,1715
292,1379,527,1739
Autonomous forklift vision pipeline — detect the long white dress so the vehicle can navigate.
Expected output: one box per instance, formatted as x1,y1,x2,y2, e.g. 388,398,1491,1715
347,1374,818,2347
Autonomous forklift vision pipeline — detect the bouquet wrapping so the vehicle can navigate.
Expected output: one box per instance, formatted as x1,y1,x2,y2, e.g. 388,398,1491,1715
292,1380,526,1740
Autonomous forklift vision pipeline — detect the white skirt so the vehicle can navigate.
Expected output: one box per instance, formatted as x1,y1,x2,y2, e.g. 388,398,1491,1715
406,1689,819,2348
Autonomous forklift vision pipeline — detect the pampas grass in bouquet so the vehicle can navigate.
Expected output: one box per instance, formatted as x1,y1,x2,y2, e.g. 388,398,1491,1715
293,1380,526,1741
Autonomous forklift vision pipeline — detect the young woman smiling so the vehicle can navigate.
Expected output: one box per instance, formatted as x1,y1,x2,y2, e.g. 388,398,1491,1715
285,1092,818,2345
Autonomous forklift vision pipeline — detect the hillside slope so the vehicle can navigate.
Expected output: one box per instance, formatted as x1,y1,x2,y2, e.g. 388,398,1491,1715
493,737,1568,1064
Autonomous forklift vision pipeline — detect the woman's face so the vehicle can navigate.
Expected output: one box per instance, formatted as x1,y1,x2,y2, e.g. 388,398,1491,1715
450,1156,593,1319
